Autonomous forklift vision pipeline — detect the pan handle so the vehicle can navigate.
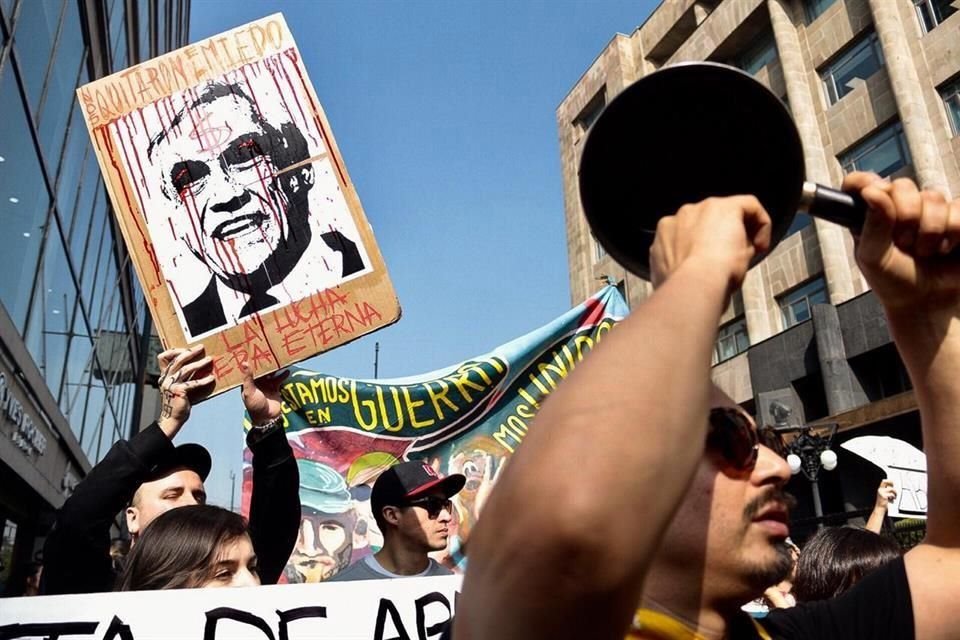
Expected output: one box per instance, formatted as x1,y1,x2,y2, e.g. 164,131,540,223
800,182,867,232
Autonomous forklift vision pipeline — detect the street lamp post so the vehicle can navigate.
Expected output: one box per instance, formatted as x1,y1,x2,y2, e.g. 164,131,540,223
784,424,838,522
765,401,838,526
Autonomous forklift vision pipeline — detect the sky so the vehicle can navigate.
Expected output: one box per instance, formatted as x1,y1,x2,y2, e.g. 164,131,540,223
185,0,659,509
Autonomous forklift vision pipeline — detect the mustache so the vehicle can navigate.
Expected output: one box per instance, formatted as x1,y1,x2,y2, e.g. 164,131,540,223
743,487,797,522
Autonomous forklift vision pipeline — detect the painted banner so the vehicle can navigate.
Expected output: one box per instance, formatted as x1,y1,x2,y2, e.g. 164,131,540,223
0,575,460,639
77,14,400,394
841,436,928,519
241,286,628,583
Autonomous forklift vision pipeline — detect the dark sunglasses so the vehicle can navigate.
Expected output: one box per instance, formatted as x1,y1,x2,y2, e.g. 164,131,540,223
406,496,453,519
707,407,767,471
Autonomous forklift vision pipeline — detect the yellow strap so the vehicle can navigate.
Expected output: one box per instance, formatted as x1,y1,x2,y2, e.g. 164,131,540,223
628,609,711,640
751,619,773,640
628,608,774,640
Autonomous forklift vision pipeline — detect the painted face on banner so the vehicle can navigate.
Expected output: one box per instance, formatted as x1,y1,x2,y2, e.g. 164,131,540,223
151,91,313,287
289,507,357,583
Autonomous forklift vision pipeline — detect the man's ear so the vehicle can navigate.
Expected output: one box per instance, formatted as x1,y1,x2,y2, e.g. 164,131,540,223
382,505,401,527
125,505,141,539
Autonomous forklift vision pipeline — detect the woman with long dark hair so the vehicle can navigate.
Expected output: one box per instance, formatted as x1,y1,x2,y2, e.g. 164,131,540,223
116,504,259,591
792,526,901,602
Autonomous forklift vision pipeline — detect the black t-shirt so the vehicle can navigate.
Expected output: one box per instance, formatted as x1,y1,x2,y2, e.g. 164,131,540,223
761,556,913,639
440,557,913,639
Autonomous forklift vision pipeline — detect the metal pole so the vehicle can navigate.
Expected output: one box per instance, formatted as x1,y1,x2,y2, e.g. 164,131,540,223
374,342,379,379
229,469,236,513
811,478,824,529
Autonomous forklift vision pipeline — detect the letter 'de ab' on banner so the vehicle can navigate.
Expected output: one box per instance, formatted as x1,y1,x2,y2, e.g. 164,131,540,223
0,575,460,639
77,13,400,394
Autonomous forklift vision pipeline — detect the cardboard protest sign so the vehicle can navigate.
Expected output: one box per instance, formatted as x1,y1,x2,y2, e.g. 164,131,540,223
77,14,400,394
841,435,928,519
0,575,459,639
239,286,629,581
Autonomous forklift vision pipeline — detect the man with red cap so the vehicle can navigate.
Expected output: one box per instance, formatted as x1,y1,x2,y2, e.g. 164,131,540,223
331,460,465,581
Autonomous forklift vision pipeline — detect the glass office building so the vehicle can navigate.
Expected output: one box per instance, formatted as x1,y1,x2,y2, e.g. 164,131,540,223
0,0,189,596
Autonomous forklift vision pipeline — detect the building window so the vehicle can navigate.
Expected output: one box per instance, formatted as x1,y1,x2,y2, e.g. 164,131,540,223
12,0,62,114
592,235,607,263
915,0,957,34
779,278,828,328
821,34,883,105
735,31,778,75
804,0,838,23
714,317,749,364
941,76,960,137
840,123,911,177
575,87,606,137
0,69,50,329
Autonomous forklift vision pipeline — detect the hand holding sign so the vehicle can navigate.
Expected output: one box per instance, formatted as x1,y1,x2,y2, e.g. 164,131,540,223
875,479,897,511
841,436,927,519
78,14,400,397
156,345,216,438
240,360,289,426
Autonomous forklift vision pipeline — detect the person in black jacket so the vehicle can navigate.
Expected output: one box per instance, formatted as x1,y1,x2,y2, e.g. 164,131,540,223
42,345,300,594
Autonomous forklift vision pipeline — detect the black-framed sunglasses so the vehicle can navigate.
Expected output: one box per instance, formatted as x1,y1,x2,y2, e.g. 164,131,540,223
406,496,453,519
707,407,766,472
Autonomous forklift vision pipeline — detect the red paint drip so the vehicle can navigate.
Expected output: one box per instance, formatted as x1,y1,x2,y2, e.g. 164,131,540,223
167,278,186,309
287,49,347,186
163,96,181,138
253,151,284,233
138,106,150,145
264,54,317,147
125,114,152,200
249,310,281,367
276,52,318,146
184,87,204,151
179,184,206,257
96,126,162,281
239,65,266,125
116,117,148,212
153,101,170,150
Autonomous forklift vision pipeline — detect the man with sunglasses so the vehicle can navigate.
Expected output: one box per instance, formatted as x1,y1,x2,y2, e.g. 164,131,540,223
453,173,960,640
331,460,465,581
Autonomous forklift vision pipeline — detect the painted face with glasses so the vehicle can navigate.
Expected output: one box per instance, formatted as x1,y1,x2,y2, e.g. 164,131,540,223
151,87,314,296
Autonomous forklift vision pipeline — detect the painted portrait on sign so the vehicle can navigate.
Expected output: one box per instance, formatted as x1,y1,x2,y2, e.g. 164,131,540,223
110,59,371,340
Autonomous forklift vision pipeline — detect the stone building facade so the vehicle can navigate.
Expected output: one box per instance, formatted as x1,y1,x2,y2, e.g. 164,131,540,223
558,0,959,537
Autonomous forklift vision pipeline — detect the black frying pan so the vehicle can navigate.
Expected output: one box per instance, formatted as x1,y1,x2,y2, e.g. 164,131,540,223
578,62,866,279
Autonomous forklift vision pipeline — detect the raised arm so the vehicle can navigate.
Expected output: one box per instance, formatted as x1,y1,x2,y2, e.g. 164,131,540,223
240,362,300,585
42,346,214,594
864,479,896,534
455,197,772,639
844,173,960,640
